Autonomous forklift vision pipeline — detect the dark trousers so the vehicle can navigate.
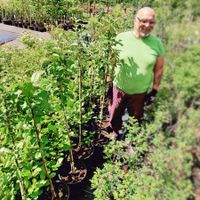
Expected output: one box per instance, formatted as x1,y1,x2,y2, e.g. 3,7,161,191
109,85,146,134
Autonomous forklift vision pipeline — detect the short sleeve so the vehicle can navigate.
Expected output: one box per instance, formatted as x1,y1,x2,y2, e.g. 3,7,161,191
157,38,165,56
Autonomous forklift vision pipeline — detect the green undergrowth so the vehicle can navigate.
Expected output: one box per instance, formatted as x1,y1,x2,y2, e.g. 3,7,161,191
92,110,199,200
0,35,51,86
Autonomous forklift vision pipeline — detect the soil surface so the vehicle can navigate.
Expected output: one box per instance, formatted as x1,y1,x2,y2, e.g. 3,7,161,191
38,181,70,200
68,146,105,200
60,164,87,185
73,144,95,160
38,146,105,200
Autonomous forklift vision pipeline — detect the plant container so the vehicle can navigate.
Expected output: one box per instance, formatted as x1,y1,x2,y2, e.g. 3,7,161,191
58,160,87,185
39,180,70,200
73,143,95,160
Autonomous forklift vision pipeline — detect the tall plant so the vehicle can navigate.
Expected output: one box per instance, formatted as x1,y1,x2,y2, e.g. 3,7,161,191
87,15,119,136
41,33,79,174
0,86,27,200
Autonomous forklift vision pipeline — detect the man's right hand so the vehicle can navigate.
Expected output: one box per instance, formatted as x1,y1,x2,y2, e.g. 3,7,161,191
106,76,112,83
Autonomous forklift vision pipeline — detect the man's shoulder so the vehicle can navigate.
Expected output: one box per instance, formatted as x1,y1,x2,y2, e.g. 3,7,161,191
116,31,132,39
148,34,165,55
148,34,163,44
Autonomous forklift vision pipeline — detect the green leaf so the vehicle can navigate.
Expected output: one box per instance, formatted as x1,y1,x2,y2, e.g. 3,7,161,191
35,152,42,160
34,114,42,123
22,169,32,177
31,71,44,85
40,168,46,180
0,147,12,154
32,167,42,177
66,59,74,66
21,101,28,110
47,124,57,132
50,172,56,179
14,89,22,97
37,180,47,187
24,178,31,188
63,144,71,151
28,178,37,194
56,157,63,166
21,82,34,98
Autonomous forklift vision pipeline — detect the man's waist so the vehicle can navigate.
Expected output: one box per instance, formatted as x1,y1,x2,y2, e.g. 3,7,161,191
113,82,149,95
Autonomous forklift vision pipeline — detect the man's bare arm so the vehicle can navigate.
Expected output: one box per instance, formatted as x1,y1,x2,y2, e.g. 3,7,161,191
152,56,165,91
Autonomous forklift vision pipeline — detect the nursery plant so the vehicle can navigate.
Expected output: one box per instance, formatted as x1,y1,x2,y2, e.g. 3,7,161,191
0,78,71,199
0,86,27,200
85,14,120,144
41,30,89,184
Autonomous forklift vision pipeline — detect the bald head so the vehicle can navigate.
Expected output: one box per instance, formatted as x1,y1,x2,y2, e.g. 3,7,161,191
136,7,155,19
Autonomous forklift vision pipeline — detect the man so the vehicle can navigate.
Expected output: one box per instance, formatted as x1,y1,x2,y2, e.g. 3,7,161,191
109,7,165,137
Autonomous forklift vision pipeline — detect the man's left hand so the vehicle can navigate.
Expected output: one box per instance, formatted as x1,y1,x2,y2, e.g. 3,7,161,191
145,89,157,106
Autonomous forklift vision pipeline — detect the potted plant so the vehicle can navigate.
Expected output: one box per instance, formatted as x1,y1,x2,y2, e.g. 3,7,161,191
41,35,88,184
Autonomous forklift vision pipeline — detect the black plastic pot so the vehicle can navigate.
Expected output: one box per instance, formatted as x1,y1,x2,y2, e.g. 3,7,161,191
58,159,87,185
29,24,35,30
37,25,47,32
2,19,12,25
38,180,70,200
93,130,110,147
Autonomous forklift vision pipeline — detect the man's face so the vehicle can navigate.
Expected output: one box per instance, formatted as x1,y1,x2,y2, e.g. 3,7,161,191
135,11,156,37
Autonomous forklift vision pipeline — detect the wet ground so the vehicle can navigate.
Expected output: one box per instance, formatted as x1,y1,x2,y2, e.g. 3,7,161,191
0,30,18,44
0,23,50,47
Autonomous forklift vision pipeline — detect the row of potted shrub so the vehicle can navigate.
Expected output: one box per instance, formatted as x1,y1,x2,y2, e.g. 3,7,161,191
0,13,121,199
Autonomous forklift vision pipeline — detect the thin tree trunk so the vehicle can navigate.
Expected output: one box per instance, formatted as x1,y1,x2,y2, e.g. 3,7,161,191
93,0,96,16
89,65,94,106
78,61,83,146
98,64,108,137
4,99,27,200
60,99,76,174
31,108,56,199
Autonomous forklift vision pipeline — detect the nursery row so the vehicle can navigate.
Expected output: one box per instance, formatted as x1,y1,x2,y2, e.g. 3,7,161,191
0,14,121,199
0,0,83,25
1,18,88,32
0,0,126,32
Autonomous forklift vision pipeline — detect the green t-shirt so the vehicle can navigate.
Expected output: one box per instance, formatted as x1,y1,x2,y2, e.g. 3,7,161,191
113,31,165,94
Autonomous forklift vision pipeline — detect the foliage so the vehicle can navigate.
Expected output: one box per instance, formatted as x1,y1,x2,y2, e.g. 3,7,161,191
0,35,49,86
92,84,199,200
0,0,83,23
1,1,200,199
172,44,200,105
